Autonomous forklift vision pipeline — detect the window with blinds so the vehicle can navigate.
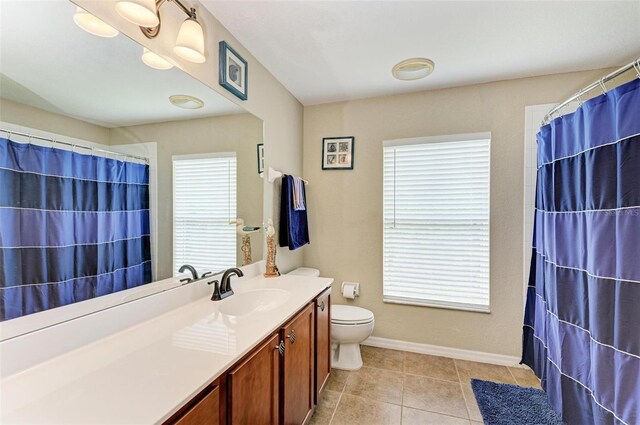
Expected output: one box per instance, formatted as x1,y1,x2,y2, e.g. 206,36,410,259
173,153,237,275
383,133,490,312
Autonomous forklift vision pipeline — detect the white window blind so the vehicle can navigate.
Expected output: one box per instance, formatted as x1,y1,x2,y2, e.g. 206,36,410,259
173,153,237,275
383,134,490,312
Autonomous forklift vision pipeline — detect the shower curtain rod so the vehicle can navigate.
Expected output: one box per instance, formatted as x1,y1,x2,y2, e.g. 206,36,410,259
542,57,640,126
0,127,149,163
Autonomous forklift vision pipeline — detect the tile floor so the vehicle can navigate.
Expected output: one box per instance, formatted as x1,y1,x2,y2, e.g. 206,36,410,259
309,346,541,425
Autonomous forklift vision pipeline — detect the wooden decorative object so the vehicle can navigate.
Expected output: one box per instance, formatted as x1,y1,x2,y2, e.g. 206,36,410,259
264,219,280,278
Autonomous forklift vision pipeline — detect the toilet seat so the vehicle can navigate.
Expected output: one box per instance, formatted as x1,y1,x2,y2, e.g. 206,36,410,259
331,305,374,325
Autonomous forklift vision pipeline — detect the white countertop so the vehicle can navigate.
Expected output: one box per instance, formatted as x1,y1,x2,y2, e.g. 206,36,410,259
0,274,332,424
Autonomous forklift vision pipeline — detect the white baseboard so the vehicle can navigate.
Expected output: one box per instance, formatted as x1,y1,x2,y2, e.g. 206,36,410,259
362,336,524,367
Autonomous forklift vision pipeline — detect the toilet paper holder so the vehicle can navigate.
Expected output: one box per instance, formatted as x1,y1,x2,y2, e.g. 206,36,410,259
341,281,360,299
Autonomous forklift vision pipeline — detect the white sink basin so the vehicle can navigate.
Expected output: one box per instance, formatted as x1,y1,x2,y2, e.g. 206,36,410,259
218,289,291,316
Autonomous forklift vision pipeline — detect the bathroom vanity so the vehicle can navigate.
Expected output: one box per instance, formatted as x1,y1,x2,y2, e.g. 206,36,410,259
0,273,332,424
167,290,331,425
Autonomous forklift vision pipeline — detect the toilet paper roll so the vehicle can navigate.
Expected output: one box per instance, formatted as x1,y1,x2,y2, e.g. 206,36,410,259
341,282,358,299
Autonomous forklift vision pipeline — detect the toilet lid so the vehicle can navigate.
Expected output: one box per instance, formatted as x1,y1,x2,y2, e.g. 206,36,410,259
332,305,374,324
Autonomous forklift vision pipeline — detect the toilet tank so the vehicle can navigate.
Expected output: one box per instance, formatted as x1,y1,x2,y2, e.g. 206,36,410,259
287,267,320,277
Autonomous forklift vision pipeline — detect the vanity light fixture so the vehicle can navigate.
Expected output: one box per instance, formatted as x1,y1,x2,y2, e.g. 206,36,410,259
118,0,206,64
169,94,204,109
78,0,207,64
73,7,119,38
142,48,174,70
392,58,435,81
115,0,160,28
174,12,206,63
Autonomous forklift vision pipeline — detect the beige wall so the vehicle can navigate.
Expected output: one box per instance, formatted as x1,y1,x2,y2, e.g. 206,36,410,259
0,98,110,144
110,113,264,280
302,69,614,357
74,0,305,273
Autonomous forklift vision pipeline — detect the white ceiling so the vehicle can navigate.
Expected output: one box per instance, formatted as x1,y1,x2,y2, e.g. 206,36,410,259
0,1,242,128
203,1,640,105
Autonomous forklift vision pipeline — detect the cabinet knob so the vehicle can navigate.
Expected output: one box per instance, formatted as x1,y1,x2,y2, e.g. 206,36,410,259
275,340,285,356
318,301,326,312
286,329,296,344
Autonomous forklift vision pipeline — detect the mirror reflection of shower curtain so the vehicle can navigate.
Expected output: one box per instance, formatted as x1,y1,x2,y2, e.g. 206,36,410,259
522,78,640,425
0,138,152,321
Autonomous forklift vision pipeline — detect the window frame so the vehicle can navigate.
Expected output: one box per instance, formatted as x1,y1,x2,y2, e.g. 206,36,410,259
382,132,491,313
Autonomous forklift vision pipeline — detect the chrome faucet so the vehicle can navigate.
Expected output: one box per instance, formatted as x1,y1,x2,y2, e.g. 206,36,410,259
178,264,198,283
210,267,244,301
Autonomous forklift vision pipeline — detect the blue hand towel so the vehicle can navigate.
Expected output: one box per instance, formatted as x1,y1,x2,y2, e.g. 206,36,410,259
279,175,310,250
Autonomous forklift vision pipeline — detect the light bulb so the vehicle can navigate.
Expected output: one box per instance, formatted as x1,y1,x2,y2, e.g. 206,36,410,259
115,0,159,28
73,7,119,38
174,18,206,63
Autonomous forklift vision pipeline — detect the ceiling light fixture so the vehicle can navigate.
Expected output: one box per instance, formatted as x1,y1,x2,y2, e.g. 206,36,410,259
169,95,204,109
115,0,159,28
73,7,119,38
392,58,435,81
141,48,174,70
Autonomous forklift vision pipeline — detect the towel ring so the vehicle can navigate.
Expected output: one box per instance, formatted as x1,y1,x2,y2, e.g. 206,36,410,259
634,60,640,79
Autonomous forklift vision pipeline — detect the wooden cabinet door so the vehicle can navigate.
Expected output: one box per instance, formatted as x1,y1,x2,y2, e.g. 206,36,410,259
173,385,220,425
228,333,280,425
314,289,331,403
281,303,315,425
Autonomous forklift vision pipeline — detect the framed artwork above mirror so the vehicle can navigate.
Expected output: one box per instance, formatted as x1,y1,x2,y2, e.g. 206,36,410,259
219,41,248,101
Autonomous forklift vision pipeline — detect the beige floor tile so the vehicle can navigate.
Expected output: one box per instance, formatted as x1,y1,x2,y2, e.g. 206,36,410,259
404,352,459,382
402,407,472,425
508,366,541,389
403,374,469,419
343,366,403,405
326,368,351,392
331,393,401,425
308,390,341,425
455,359,516,384
360,346,405,371
471,422,484,424
461,383,484,423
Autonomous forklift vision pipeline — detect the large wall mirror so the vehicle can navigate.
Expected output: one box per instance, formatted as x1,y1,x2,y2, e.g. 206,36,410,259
0,1,264,339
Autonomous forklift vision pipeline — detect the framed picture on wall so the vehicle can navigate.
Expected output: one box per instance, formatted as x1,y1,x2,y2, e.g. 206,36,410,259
322,136,354,170
257,143,264,174
219,41,248,101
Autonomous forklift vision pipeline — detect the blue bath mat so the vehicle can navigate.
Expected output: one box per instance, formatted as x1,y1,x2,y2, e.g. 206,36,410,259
471,379,564,425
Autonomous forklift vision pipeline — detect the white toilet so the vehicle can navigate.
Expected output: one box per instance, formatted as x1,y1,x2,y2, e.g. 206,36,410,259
330,305,374,370
287,267,375,371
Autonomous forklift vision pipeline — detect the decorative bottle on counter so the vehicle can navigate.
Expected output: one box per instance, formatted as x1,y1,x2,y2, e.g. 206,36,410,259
264,219,280,278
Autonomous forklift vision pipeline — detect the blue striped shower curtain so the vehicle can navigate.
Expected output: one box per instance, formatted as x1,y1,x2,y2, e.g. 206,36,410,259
0,138,152,321
522,77,640,424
